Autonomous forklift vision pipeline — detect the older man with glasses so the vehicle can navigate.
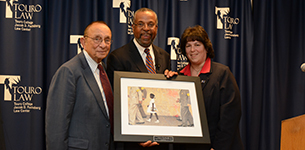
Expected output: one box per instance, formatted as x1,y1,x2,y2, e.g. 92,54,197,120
46,21,114,150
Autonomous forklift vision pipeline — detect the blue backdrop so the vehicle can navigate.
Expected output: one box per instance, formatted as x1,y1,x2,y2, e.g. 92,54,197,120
0,0,304,150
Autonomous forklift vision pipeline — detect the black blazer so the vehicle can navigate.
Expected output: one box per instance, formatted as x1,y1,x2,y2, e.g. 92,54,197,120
106,40,170,86
106,40,171,150
176,61,243,150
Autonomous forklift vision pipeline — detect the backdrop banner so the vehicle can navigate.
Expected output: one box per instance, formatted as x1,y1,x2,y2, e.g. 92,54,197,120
0,0,45,150
1,0,253,150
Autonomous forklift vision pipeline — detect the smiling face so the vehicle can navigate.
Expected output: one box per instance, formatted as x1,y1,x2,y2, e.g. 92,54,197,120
81,22,112,63
180,25,215,62
132,11,158,48
185,40,207,66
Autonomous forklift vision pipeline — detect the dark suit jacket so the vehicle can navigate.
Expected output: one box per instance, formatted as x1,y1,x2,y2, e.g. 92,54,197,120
45,52,114,150
106,40,171,150
106,40,170,86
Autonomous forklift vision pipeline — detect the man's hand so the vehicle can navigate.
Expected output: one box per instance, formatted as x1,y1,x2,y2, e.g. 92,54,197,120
164,69,178,78
139,140,159,147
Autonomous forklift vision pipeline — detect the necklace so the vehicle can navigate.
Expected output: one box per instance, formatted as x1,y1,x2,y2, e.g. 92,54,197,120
191,66,201,76
191,61,205,76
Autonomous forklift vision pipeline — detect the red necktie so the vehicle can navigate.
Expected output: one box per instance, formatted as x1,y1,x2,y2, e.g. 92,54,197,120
144,49,156,74
98,64,113,133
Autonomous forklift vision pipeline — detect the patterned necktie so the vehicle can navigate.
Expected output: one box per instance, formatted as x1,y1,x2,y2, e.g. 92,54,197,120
144,48,156,74
97,64,113,133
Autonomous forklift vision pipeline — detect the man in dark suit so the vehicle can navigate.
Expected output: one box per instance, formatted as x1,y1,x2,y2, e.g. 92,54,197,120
106,7,170,85
106,8,171,149
45,21,114,150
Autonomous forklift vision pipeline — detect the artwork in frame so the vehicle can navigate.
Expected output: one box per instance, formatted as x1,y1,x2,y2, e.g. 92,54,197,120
113,71,210,144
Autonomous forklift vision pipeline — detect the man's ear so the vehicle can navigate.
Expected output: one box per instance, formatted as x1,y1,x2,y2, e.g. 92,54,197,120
80,37,85,48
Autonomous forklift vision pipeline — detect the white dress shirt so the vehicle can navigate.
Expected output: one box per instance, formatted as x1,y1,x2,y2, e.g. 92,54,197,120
133,38,156,68
83,50,109,116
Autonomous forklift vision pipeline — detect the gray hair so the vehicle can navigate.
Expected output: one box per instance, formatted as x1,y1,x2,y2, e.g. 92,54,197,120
133,8,158,25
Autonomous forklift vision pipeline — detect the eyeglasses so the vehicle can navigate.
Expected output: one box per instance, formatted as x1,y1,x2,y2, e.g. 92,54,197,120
133,22,156,29
84,36,112,45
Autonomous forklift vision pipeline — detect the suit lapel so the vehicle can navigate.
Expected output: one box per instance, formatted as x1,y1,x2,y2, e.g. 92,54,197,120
152,44,168,73
79,52,109,119
199,61,213,90
152,45,161,72
199,74,210,90
152,45,159,62
128,41,148,72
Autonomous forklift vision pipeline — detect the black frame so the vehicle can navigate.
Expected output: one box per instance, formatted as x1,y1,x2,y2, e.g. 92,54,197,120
113,71,210,144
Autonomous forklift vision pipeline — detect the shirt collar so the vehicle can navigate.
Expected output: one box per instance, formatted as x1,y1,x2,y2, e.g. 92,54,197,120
83,50,100,73
180,58,211,76
133,38,153,55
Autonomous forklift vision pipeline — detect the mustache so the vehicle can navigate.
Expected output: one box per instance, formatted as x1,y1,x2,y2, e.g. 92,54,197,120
140,33,151,36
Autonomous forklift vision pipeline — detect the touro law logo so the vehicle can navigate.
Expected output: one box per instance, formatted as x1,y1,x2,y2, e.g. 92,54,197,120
0,0,43,31
0,75,42,113
70,35,83,54
113,0,134,35
215,6,239,39
168,37,188,70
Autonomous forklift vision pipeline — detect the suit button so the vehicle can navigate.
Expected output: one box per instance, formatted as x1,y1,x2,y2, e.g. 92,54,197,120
106,124,110,128
105,142,109,146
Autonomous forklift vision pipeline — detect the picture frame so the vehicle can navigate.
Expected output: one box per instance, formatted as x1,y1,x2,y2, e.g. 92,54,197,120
113,71,210,144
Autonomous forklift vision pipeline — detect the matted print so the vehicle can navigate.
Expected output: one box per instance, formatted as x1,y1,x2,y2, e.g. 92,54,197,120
113,71,210,144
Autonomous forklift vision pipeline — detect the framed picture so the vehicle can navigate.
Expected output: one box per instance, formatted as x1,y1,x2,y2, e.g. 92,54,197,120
113,71,210,144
